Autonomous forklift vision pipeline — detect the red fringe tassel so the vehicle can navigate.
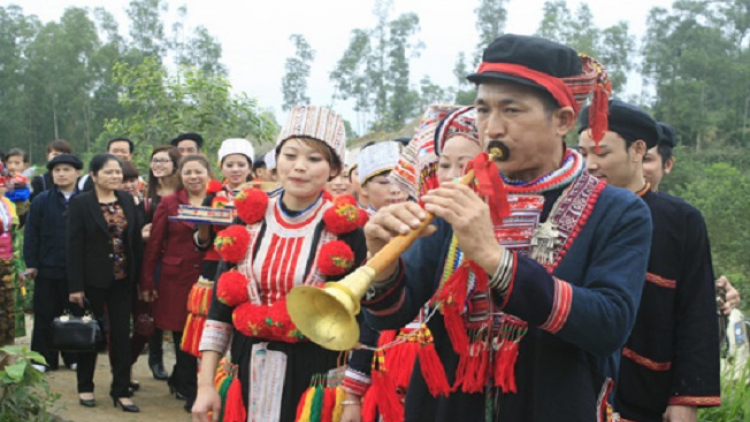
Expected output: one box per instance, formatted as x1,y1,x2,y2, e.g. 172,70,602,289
223,376,246,422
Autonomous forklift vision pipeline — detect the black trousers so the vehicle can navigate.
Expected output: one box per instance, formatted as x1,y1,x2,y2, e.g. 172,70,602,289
169,330,197,402
30,276,77,369
77,281,132,399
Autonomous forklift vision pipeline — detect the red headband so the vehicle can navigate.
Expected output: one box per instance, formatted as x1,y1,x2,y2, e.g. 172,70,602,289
475,62,579,112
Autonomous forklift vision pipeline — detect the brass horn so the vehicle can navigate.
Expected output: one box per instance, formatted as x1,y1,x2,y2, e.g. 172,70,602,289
287,144,508,351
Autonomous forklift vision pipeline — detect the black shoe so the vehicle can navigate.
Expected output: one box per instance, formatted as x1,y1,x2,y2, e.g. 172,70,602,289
113,398,140,413
150,362,168,381
169,385,187,401
78,395,96,408
129,381,141,392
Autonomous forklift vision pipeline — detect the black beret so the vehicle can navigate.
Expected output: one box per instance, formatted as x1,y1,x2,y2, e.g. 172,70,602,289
657,123,677,148
47,153,83,171
579,99,659,149
170,132,204,148
467,34,582,91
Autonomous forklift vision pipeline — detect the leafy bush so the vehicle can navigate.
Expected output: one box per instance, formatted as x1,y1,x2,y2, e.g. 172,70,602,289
0,346,61,422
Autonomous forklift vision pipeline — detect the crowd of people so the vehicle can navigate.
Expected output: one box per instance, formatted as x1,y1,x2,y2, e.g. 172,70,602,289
0,33,744,422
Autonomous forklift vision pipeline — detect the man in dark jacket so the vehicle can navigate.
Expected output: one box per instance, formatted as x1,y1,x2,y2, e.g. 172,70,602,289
579,101,720,422
24,154,82,371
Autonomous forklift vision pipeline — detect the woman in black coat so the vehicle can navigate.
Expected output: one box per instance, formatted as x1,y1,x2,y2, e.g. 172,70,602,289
67,153,143,412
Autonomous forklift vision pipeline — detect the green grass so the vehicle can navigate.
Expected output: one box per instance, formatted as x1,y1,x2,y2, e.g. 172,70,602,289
698,360,750,422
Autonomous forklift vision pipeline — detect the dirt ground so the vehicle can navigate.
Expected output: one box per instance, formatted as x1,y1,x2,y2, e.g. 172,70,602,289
16,315,191,422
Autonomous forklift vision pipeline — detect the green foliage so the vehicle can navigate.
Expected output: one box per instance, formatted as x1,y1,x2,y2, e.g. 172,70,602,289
0,346,60,422
473,0,508,65
99,56,278,171
330,0,423,133
641,0,750,149
281,34,316,111
673,162,750,278
535,0,635,92
698,360,750,421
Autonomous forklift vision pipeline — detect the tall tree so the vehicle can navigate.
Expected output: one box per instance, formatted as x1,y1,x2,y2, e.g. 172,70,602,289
329,0,423,132
383,12,422,131
281,34,316,111
330,29,372,134
534,0,634,93
473,0,508,64
171,5,227,77
126,0,168,60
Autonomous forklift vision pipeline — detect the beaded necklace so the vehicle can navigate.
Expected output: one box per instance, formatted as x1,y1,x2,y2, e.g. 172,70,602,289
502,149,584,194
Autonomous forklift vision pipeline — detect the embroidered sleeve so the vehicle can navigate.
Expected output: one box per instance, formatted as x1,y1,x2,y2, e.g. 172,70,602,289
363,219,449,331
342,368,372,396
199,319,233,354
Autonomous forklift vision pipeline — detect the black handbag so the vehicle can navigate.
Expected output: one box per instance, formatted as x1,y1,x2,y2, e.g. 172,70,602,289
52,300,102,352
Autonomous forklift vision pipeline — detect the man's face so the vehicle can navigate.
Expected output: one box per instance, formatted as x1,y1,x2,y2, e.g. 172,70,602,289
5,155,24,176
475,82,574,180
108,140,133,162
579,130,642,189
176,140,199,156
51,164,79,189
642,146,672,191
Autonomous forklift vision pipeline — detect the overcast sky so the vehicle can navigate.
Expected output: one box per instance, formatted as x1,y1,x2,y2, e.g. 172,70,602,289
17,0,674,127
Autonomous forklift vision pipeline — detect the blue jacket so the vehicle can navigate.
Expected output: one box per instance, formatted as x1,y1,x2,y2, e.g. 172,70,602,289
24,186,79,279
363,175,653,422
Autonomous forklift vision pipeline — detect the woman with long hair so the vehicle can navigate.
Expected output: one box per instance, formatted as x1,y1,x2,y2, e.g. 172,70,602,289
192,106,367,422
140,154,211,411
141,145,180,381
67,153,143,412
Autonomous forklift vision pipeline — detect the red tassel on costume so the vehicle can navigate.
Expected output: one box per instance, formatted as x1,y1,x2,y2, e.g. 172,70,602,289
432,265,471,355
466,153,510,227
464,341,489,394
320,387,336,422
417,327,451,398
223,376,246,422
389,335,419,390
295,388,309,421
363,349,404,422
589,80,612,153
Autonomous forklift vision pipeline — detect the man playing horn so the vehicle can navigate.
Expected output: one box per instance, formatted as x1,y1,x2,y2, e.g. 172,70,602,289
361,34,652,421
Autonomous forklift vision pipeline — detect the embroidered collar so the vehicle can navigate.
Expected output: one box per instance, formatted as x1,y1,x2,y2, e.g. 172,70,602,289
502,149,584,194
274,191,325,227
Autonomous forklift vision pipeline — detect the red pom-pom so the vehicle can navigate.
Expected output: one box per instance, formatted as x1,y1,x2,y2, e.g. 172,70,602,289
335,194,357,206
217,270,249,307
207,179,223,194
234,188,268,224
323,196,364,235
322,190,334,201
358,208,369,226
215,225,250,263
317,240,355,276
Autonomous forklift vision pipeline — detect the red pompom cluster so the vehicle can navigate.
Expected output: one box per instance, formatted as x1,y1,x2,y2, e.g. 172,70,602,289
216,270,249,307
215,225,250,263
323,195,367,235
322,190,334,202
232,300,306,343
206,179,223,194
234,188,268,225
317,240,355,276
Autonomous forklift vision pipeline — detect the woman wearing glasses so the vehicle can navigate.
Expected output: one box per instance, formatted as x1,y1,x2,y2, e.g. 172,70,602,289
140,154,212,412
67,153,144,412
137,145,181,381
